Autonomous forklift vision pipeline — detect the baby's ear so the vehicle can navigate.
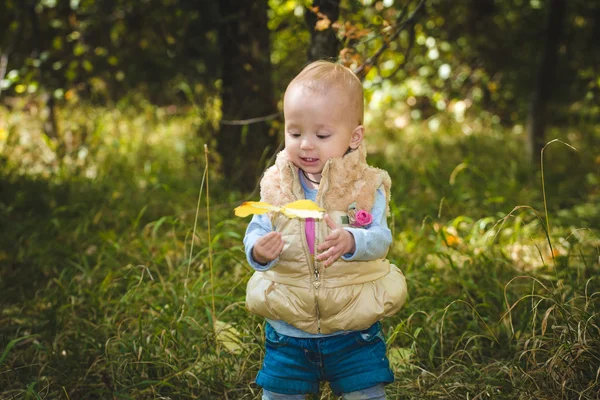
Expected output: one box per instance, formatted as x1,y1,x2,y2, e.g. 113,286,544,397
349,125,364,149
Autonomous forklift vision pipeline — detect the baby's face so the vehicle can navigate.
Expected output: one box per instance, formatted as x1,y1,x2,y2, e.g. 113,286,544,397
283,85,362,177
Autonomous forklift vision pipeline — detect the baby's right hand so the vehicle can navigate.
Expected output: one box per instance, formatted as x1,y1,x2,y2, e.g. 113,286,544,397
252,231,285,265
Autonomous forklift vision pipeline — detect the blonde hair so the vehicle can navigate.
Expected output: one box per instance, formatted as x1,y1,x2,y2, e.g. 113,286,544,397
285,61,364,125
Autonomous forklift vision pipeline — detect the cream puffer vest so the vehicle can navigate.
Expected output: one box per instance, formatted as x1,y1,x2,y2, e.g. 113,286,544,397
245,144,407,334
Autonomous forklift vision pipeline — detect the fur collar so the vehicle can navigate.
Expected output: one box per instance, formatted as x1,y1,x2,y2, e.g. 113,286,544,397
261,143,390,213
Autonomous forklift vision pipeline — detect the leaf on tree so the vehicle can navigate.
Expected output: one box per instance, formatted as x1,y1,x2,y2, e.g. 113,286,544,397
315,17,331,31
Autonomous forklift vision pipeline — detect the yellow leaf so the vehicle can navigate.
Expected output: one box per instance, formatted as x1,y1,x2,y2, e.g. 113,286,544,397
64,89,76,101
443,233,460,247
541,305,555,336
315,17,331,31
214,320,242,354
281,200,325,220
234,201,279,217
234,200,325,220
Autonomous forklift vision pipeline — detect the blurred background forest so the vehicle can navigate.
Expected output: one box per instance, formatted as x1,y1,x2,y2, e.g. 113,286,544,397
1,0,599,399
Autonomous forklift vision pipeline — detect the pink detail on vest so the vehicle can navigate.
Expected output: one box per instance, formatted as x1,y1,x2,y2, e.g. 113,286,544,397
305,218,315,255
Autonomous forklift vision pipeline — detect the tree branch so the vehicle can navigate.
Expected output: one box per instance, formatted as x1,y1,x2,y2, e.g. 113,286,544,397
354,0,426,78
219,112,281,126
380,21,416,80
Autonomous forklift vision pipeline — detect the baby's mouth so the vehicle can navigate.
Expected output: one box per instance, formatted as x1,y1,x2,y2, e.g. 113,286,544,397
301,157,318,162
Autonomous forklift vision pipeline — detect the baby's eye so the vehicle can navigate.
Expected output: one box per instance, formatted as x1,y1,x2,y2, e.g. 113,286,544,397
317,134,330,139
288,131,301,137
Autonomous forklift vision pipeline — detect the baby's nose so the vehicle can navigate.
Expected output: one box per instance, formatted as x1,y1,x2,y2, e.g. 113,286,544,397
300,138,313,149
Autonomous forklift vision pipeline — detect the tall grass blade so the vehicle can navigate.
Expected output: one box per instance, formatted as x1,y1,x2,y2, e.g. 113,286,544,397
180,145,208,321
204,145,217,338
0,335,37,365
540,139,578,264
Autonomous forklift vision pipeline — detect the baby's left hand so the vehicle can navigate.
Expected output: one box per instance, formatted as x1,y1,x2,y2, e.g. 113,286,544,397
316,214,356,268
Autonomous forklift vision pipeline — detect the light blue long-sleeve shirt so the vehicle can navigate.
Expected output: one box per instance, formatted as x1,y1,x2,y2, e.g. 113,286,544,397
244,171,392,338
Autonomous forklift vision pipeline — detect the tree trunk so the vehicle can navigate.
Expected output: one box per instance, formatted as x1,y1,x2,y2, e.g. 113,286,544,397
305,0,341,61
217,0,277,191
526,0,566,165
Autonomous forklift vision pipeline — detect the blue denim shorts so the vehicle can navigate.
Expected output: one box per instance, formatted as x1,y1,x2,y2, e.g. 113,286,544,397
255,322,394,396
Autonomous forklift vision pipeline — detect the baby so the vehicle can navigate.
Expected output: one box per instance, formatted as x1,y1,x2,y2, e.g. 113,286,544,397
243,60,407,400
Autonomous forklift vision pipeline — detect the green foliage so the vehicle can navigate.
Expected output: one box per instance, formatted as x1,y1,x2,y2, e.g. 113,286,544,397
1,101,598,398
268,0,311,96
2,0,599,131
332,0,600,125
0,0,220,103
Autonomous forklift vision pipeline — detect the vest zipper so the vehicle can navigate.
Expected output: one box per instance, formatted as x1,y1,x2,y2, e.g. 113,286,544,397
313,220,322,334
313,165,330,334
299,215,322,334
294,167,323,334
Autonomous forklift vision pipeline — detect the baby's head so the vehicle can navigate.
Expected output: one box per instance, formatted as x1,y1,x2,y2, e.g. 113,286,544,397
285,61,364,126
283,61,365,177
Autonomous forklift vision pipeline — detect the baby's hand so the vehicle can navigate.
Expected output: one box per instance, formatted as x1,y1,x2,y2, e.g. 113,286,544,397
252,231,285,265
316,214,356,268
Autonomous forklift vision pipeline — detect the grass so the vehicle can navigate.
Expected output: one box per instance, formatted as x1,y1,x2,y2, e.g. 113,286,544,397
0,100,599,399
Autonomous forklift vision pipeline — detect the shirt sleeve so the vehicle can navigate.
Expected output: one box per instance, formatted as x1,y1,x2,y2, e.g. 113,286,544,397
341,186,392,261
243,213,278,271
